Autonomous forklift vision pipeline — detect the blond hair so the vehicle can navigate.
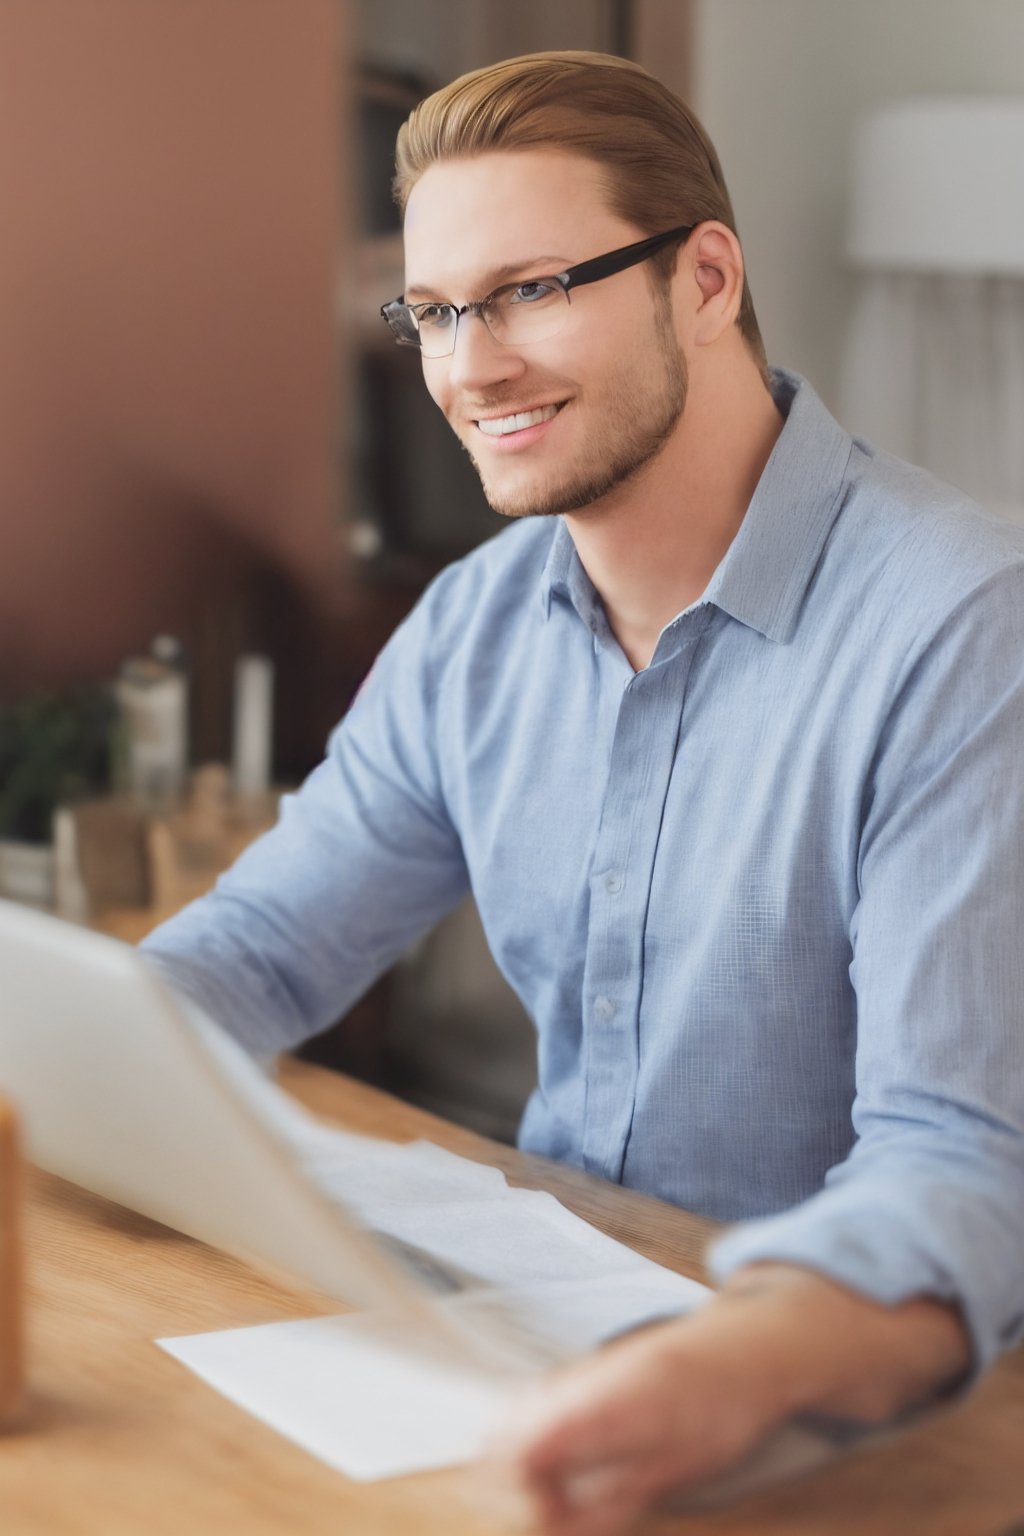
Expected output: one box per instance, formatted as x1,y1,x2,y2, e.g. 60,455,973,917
394,51,766,371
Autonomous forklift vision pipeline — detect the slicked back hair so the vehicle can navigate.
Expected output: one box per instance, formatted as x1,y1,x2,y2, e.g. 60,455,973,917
394,50,767,374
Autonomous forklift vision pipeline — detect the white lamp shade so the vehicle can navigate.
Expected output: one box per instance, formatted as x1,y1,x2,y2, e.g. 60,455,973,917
847,98,1024,275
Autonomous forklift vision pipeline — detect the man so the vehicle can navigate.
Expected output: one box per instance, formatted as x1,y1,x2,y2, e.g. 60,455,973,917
143,51,1024,1534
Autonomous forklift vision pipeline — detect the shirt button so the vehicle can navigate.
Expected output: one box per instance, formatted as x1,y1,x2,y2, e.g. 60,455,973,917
594,996,615,1021
605,872,623,895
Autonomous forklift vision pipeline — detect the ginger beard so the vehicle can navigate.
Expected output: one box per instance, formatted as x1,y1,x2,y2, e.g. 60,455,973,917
458,284,688,521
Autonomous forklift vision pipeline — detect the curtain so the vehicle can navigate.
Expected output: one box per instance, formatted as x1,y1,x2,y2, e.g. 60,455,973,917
839,272,1024,521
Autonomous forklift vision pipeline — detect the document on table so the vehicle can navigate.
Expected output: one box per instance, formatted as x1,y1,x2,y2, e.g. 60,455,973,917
159,1122,711,1480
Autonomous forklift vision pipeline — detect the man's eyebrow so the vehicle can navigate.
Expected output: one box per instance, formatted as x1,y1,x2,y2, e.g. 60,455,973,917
404,256,571,302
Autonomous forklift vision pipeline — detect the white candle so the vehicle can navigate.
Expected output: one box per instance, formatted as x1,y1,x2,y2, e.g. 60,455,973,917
233,655,274,797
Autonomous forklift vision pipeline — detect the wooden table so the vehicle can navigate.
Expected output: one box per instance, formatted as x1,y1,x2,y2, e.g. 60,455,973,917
5,1059,1024,1536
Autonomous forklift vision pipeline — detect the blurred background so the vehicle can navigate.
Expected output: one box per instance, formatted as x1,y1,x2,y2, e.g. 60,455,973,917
1,0,1022,1138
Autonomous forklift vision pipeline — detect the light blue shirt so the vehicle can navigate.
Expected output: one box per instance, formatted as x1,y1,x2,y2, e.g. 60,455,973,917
143,370,1024,1371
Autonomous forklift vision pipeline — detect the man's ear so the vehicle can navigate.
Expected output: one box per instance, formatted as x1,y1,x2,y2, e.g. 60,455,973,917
683,222,744,346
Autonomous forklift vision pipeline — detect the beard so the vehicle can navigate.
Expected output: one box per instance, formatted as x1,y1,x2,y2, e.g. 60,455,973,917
465,303,688,521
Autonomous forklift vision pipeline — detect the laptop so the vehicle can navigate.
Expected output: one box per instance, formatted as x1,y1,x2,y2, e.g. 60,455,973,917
0,897,521,1368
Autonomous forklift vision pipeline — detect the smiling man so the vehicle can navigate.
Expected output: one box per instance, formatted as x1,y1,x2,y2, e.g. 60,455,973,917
143,51,1024,1534
395,163,691,531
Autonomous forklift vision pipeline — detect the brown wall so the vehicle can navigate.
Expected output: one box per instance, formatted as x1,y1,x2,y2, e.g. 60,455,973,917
0,0,344,714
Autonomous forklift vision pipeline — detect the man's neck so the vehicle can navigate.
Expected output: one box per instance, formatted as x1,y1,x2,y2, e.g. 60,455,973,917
564,364,784,672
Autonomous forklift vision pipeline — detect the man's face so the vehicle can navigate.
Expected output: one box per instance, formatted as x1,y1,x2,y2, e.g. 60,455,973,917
403,149,687,520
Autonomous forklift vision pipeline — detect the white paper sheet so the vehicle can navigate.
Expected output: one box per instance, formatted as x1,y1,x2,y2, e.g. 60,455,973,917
159,1266,709,1480
161,1310,510,1480
326,1144,683,1291
158,1123,711,1480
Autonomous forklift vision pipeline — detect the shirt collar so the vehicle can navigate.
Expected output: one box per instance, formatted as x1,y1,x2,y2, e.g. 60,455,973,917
703,368,854,643
539,517,591,620
539,368,854,643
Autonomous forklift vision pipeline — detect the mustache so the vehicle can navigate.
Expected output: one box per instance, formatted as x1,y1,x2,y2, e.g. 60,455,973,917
460,385,570,416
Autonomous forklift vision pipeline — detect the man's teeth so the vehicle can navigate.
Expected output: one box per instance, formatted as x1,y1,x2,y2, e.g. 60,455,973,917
477,404,560,437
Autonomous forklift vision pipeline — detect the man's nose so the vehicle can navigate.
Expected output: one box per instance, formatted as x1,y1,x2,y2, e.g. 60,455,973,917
444,309,526,393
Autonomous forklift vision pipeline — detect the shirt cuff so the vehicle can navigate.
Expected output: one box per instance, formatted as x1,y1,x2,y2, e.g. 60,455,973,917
704,1186,1002,1380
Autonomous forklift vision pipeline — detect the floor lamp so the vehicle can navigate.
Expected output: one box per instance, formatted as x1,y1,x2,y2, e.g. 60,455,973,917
839,98,1024,523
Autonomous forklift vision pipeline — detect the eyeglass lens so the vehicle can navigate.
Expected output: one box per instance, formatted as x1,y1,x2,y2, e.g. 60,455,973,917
412,280,571,358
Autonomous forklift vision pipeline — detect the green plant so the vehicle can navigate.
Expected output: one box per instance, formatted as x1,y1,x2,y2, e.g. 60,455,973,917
0,687,119,844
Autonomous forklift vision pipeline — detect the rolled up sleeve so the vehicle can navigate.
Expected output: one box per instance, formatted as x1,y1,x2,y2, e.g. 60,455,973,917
709,564,1024,1371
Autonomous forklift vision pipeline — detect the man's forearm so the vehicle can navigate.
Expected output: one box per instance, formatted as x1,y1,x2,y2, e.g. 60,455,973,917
714,1261,971,1424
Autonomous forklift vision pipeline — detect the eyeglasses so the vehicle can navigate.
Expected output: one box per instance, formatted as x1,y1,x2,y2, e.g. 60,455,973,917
380,223,694,359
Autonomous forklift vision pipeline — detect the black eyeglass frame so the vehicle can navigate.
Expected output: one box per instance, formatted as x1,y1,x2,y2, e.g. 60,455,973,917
380,222,695,353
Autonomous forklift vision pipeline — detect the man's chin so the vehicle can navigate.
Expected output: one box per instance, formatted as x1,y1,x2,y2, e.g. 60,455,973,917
475,469,567,521
486,495,563,521
479,457,661,521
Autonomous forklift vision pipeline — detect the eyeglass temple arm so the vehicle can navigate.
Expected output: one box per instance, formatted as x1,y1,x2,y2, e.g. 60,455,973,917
379,221,696,329
559,223,695,293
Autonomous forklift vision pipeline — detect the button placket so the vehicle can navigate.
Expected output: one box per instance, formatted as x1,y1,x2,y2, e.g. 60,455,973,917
580,637,703,1182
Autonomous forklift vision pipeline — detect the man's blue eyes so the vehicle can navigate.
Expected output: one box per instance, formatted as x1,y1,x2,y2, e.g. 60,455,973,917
415,281,557,328
512,281,555,304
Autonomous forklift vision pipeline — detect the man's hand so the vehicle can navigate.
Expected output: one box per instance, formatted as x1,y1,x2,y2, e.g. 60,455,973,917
476,1264,970,1536
478,1308,783,1536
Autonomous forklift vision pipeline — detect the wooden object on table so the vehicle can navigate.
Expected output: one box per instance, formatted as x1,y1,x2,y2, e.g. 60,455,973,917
68,767,281,928
145,764,280,911
8,1060,1024,1535
69,796,153,909
0,1092,23,1426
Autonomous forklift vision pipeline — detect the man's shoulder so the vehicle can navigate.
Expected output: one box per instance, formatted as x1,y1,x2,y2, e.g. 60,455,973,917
345,520,561,733
449,515,559,578
367,519,560,693
837,439,1024,625
416,518,560,628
